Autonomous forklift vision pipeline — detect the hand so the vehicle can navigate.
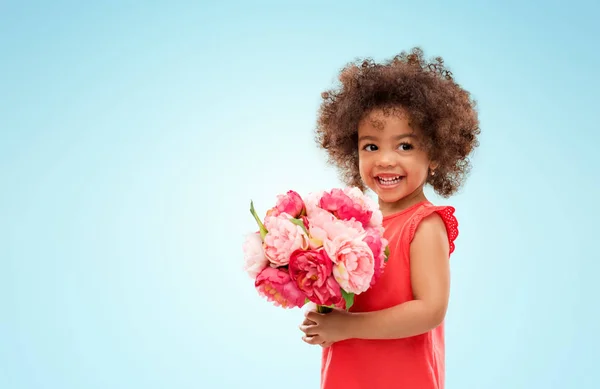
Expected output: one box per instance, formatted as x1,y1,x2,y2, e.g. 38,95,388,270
300,316,334,348
299,303,333,348
299,307,353,346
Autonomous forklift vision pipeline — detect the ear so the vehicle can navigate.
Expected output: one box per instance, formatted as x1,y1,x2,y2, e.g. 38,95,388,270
429,161,439,171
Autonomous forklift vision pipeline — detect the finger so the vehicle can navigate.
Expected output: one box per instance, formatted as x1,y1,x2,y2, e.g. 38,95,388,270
302,318,316,326
305,310,324,322
298,324,319,336
303,335,323,345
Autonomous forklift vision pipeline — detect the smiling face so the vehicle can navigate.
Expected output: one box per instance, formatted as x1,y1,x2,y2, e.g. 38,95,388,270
357,107,434,214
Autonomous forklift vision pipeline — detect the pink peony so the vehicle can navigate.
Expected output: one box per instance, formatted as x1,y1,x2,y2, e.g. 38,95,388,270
307,208,365,249
334,298,347,310
263,212,309,266
255,267,306,308
289,249,342,306
343,187,383,228
266,190,305,218
324,236,375,294
363,227,388,286
319,188,372,227
304,190,325,215
242,232,269,279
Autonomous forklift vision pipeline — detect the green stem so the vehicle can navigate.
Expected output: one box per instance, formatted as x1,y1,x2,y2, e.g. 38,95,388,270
249,201,268,239
289,218,309,235
317,305,333,313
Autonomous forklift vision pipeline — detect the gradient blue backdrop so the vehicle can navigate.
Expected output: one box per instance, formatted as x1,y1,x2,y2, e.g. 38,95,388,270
2,1,598,388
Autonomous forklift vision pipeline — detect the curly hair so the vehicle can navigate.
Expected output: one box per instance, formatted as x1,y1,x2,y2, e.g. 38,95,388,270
315,47,480,198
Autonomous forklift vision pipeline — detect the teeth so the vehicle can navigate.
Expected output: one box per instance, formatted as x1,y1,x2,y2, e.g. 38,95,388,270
377,176,402,185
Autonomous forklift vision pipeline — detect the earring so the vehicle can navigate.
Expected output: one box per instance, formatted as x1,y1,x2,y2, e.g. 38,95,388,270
430,170,435,176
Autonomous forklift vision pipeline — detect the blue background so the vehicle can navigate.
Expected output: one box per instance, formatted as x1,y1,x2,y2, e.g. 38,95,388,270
2,1,598,388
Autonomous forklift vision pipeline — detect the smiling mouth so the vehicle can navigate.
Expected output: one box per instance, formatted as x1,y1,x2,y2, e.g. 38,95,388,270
376,175,404,186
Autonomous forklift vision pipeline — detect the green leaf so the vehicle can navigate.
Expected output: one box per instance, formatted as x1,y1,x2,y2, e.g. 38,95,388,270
250,200,268,239
289,217,309,235
384,246,390,262
341,289,354,311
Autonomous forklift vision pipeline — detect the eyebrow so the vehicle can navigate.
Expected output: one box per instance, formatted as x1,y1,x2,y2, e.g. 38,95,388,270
358,133,416,142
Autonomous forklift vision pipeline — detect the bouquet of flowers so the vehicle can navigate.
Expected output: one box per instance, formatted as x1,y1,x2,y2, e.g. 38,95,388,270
242,188,389,313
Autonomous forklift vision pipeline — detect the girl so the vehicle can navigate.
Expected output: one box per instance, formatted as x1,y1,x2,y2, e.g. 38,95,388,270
299,48,480,389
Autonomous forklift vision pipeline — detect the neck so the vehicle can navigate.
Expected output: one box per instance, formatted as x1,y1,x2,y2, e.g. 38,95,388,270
379,188,428,217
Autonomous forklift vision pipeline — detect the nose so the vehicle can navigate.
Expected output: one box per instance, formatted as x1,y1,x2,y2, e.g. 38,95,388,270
375,149,397,168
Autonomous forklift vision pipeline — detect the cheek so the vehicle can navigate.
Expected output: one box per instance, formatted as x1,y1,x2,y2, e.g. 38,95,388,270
408,155,431,177
358,156,370,179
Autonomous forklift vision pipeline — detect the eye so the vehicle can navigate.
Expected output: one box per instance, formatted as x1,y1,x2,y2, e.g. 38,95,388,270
363,144,378,152
398,142,413,151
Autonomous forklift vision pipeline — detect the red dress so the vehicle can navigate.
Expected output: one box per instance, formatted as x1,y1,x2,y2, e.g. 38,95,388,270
320,201,459,389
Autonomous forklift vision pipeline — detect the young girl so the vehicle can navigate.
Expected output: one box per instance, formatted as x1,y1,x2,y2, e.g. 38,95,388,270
299,48,480,389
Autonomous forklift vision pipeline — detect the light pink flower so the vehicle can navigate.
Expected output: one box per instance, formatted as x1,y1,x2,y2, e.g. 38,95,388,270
255,267,306,308
289,249,342,306
320,188,372,227
363,227,388,287
266,190,305,218
308,209,364,246
307,192,365,249
305,206,334,247
304,190,325,215
343,187,383,228
263,212,309,266
324,236,375,294
306,209,365,253
242,232,269,279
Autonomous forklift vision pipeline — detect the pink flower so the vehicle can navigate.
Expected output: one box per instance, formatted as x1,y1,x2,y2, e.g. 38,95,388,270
266,190,305,218
343,187,383,228
324,236,375,294
263,212,309,266
319,188,372,227
255,267,306,308
307,208,364,249
304,190,325,215
242,232,269,279
363,227,388,286
334,297,347,310
289,249,342,306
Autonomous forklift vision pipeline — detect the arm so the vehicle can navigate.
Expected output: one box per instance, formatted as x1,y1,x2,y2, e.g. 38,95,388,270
345,212,451,340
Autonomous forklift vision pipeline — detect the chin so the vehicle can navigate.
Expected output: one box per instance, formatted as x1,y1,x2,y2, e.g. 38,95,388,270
378,193,404,204
368,186,399,202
